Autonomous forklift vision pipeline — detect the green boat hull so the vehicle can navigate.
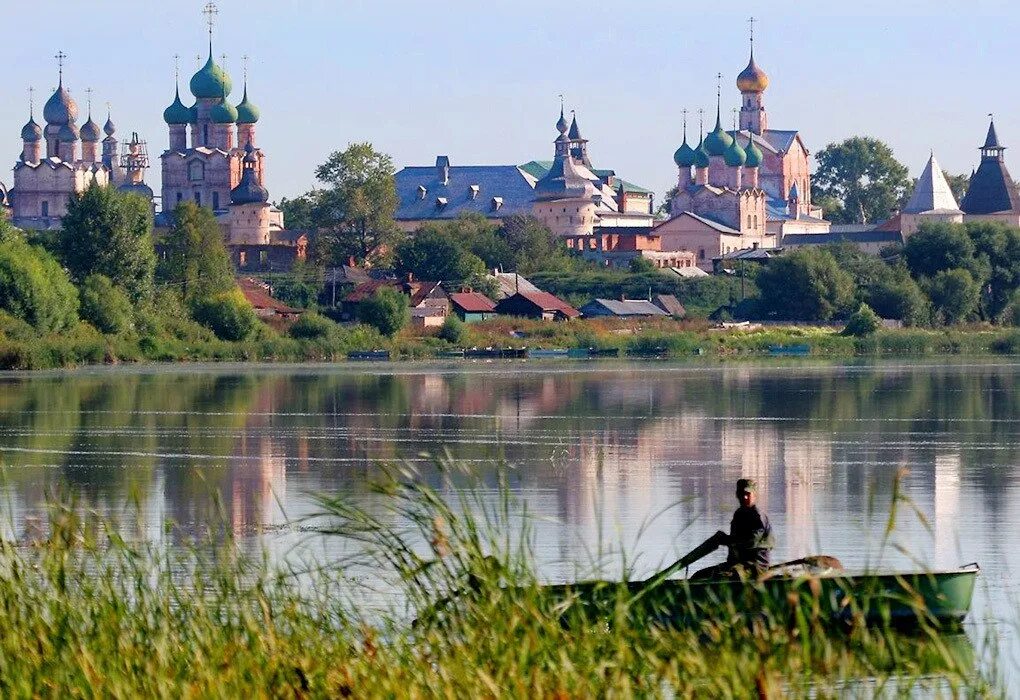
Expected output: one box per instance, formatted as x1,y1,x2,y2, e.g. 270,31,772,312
541,567,979,629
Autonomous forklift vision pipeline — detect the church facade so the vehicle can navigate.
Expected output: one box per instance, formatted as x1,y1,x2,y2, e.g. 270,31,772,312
658,36,830,269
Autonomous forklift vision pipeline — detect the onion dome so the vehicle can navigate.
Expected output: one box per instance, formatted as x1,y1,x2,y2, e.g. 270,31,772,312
188,104,198,124
44,84,78,126
235,85,260,124
723,131,746,167
703,118,734,157
736,53,769,93
744,134,763,168
80,114,101,142
694,136,711,169
104,114,116,136
230,143,269,205
163,86,192,125
118,182,155,200
57,123,79,142
190,52,232,99
555,106,569,135
21,117,42,143
210,99,238,124
674,138,697,168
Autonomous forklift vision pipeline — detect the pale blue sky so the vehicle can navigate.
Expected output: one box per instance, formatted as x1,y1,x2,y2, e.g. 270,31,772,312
2,1,1018,206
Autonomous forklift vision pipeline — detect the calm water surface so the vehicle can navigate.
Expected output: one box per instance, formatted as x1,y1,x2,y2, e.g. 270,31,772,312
0,359,1017,672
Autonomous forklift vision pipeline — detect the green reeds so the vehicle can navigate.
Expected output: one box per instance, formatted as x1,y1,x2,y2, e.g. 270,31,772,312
0,460,1003,697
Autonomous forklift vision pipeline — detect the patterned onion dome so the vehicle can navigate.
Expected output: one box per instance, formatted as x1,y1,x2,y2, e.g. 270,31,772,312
235,86,260,124
21,117,42,142
57,123,79,142
673,137,697,168
44,84,78,126
694,136,711,169
744,135,763,168
723,131,746,167
210,99,238,124
703,120,734,157
736,54,769,93
190,53,232,99
163,87,192,125
80,115,102,142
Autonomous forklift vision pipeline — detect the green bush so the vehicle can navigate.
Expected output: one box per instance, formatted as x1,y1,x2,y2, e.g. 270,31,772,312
841,304,881,337
80,275,133,334
0,236,79,332
191,290,259,341
289,312,336,340
438,315,467,344
358,287,409,337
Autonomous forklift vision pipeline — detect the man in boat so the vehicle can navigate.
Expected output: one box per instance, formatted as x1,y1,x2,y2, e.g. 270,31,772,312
692,479,774,580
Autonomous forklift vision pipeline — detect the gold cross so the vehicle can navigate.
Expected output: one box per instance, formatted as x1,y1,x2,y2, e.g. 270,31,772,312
55,51,67,82
202,2,218,40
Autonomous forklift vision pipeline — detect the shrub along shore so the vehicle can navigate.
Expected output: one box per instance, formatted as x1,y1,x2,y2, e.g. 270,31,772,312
1,310,1017,371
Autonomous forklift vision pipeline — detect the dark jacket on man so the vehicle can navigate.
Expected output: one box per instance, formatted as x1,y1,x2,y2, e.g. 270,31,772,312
726,505,773,568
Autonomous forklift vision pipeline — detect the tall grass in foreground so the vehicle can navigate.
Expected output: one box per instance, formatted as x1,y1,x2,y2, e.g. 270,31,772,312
0,460,1002,698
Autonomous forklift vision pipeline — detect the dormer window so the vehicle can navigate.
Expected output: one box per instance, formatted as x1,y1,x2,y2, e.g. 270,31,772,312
469,184,480,200
417,185,427,200
435,197,448,208
491,197,503,211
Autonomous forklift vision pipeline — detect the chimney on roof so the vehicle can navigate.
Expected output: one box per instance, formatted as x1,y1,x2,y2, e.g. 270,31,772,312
436,155,450,185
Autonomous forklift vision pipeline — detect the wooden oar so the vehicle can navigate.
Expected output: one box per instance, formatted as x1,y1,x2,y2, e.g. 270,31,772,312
628,531,727,605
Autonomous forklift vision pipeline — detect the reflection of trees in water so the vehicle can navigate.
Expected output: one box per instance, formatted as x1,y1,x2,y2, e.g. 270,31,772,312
0,363,1016,549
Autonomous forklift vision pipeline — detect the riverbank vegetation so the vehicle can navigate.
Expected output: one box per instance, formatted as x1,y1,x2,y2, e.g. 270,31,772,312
0,462,998,697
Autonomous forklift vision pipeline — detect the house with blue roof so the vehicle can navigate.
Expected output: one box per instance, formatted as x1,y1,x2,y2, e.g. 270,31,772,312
393,109,654,237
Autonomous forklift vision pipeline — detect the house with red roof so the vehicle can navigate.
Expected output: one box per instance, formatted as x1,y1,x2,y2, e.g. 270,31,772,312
449,291,496,323
493,291,579,321
237,278,303,320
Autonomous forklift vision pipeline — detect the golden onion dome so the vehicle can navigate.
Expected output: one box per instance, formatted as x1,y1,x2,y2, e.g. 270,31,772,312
736,54,769,93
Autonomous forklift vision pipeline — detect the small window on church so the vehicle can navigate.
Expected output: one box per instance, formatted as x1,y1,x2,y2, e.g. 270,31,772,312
698,249,705,260
176,192,183,203
41,201,49,217
213,192,220,210
189,161,205,182
239,251,247,267
194,192,201,206
259,251,267,264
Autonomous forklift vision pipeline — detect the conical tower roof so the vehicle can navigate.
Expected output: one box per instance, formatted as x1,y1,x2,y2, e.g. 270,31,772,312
903,152,961,214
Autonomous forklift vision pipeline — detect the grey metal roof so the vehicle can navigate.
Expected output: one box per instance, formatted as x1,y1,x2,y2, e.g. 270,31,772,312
488,272,540,299
903,153,961,214
580,299,667,317
667,210,742,235
394,163,537,221
761,129,800,153
782,230,903,245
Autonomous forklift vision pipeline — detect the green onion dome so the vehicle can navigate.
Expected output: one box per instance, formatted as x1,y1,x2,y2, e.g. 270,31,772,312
190,53,232,100
723,131,746,167
80,115,101,142
744,135,763,168
21,117,42,143
694,136,711,169
703,119,734,157
674,136,697,168
210,99,238,124
163,87,192,125
188,105,198,124
235,86,260,124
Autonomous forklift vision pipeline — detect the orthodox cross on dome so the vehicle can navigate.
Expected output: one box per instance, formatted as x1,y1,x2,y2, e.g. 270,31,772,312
220,53,228,69
28,86,35,117
202,2,218,46
681,108,688,138
55,51,67,84
715,72,723,123
242,55,250,82
85,87,93,114
732,108,738,131
749,16,755,53
698,107,704,135
106,101,112,118
173,54,180,81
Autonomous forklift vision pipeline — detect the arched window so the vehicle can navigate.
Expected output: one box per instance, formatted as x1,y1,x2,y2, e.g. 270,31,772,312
188,160,205,182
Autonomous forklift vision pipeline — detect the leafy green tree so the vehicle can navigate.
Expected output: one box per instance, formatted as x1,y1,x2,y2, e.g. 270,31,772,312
866,266,929,325
269,260,323,310
926,269,980,324
157,202,236,303
395,229,486,283
656,185,679,217
276,195,317,231
944,172,970,203
756,249,855,321
191,289,259,341
841,303,881,336
629,257,657,274
903,222,986,282
358,286,408,337
0,216,19,244
500,215,575,274
288,311,336,340
0,236,79,332
310,143,399,264
965,220,1020,320
80,274,132,334
438,314,467,344
812,137,910,224
59,185,156,301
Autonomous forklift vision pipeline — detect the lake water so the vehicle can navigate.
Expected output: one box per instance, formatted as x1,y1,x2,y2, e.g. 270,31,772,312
0,360,1018,675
